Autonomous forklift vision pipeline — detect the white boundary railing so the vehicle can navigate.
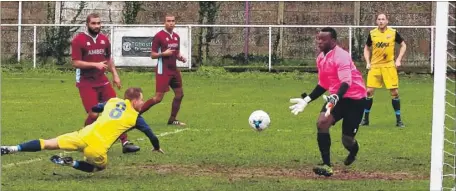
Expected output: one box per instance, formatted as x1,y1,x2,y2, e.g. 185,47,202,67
1,23,450,72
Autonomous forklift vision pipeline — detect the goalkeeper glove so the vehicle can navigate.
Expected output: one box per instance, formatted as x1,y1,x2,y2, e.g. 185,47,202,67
322,94,339,117
289,93,312,115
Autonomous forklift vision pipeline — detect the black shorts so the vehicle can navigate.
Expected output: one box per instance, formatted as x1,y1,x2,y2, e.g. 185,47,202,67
320,97,366,136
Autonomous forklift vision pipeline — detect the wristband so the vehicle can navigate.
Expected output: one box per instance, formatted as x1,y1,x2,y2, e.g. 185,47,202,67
303,96,312,103
300,93,312,103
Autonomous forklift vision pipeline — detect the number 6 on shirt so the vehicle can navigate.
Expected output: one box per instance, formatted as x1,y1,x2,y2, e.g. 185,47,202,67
109,102,126,119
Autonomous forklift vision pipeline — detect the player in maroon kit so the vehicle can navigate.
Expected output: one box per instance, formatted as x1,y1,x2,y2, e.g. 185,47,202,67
71,13,140,153
139,14,187,126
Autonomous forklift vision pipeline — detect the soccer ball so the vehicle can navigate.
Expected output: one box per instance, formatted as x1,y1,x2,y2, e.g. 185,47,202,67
248,110,271,131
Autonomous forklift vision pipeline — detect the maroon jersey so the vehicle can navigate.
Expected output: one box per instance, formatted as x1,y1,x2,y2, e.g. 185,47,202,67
151,30,180,74
71,32,111,87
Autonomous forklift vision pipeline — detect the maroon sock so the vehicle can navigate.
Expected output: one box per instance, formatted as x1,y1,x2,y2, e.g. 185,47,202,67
84,115,97,126
140,98,159,114
169,97,183,122
119,133,128,145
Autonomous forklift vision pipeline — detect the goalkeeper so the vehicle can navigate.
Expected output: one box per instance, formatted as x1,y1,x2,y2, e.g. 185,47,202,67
289,27,367,177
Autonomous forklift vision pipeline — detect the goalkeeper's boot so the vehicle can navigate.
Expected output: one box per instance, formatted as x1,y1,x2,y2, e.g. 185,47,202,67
312,163,333,177
1,146,17,156
344,153,357,166
359,118,369,126
122,142,140,154
396,121,405,128
50,155,74,166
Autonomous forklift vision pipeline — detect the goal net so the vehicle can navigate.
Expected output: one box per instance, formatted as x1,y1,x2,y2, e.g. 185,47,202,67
430,1,456,191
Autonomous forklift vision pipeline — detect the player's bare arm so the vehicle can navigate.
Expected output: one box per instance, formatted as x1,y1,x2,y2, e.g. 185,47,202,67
72,60,107,70
151,48,175,59
364,45,371,69
108,60,122,89
73,60,107,71
176,41,186,63
364,34,373,70
104,40,121,89
394,31,407,68
177,53,187,63
395,41,407,67
106,59,122,89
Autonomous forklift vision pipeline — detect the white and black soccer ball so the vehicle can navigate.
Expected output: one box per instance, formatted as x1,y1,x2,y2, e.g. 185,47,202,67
248,110,271,131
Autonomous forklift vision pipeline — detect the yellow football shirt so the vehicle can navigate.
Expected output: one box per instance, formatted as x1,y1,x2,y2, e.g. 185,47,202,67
366,27,404,68
79,98,139,151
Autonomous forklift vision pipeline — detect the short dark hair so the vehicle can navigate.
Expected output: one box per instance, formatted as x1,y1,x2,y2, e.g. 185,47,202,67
164,13,175,21
124,87,143,100
86,13,100,23
320,27,337,40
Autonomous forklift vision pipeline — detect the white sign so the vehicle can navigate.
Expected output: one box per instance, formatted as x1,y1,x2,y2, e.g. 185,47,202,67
112,27,190,67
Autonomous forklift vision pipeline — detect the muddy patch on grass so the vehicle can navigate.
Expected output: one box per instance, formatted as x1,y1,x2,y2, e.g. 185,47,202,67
132,164,427,181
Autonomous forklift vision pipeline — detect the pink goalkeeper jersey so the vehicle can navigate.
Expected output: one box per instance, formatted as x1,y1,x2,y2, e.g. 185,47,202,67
316,46,367,100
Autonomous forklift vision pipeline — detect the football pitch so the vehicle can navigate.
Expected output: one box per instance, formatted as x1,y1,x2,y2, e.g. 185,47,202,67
1,69,434,190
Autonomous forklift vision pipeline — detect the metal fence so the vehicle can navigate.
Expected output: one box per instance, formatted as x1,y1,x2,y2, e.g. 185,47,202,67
1,23,450,73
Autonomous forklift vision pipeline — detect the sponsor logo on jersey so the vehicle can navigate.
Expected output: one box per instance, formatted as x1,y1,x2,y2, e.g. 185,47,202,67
375,42,390,48
88,49,105,55
168,43,179,48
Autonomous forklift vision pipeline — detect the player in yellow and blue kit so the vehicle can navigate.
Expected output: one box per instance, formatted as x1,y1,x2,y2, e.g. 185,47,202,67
1,87,164,173
361,13,407,128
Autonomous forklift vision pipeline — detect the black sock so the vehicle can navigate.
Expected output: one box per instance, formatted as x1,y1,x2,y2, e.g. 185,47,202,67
73,161,96,173
344,140,359,156
392,98,401,122
18,140,42,152
317,133,331,166
364,97,373,120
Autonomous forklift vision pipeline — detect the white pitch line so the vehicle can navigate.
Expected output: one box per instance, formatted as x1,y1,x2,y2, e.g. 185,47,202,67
210,102,267,105
188,128,292,132
1,128,188,169
3,77,69,81
1,158,43,168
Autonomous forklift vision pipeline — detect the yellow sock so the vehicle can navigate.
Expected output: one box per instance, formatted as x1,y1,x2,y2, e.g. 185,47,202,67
39,139,45,150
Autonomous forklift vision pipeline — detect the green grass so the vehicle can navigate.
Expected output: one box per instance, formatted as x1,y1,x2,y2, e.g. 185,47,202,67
1,69,438,190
